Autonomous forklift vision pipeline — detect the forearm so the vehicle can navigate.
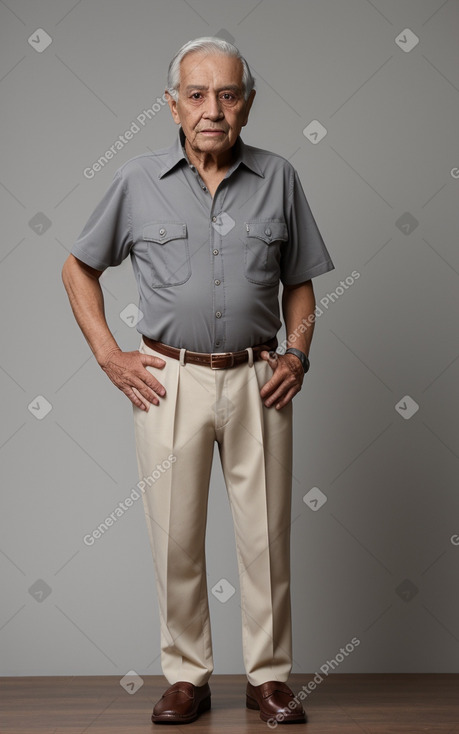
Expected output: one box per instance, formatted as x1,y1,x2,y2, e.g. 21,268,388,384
281,280,316,356
62,254,119,365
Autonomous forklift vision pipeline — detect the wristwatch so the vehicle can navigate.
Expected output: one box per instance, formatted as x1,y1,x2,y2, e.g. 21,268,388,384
285,348,310,373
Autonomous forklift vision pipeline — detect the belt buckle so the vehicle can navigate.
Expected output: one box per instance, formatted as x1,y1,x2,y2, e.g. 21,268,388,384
210,351,234,369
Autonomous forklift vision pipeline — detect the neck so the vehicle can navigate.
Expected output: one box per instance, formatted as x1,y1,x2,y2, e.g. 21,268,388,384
185,138,235,173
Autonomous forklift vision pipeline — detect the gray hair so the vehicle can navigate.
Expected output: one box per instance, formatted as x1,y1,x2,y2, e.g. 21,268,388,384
167,36,255,101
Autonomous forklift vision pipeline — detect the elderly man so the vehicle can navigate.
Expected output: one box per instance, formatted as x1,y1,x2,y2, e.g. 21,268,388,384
62,37,334,725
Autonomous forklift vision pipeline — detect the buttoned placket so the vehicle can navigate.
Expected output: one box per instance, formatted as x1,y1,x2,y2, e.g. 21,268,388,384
210,201,224,350
185,159,238,352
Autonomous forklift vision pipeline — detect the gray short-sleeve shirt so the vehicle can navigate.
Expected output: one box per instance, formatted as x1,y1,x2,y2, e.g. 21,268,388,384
71,128,334,352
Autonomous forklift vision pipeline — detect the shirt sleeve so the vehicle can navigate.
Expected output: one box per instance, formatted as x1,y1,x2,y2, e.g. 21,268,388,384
71,170,133,271
281,167,334,285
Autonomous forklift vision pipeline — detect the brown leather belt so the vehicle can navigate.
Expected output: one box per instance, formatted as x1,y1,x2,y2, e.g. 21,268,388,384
142,336,278,369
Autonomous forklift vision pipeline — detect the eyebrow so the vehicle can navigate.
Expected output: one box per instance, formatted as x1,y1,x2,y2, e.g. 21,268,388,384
183,84,242,93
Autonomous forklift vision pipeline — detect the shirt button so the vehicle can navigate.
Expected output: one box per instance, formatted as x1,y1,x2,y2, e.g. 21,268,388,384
215,341,221,347
159,228,166,236
265,227,271,237
214,279,221,286
215,311,222,318
212,216,217,222
213,249,219,255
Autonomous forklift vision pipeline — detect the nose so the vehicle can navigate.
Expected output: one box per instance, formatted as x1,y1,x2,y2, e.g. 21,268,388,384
204,94,223,120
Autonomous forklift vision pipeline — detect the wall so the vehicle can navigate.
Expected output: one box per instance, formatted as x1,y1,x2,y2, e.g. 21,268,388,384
1,0,458,677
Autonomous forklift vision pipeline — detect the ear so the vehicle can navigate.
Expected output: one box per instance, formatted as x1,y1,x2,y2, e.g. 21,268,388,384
165,90,181,125
241,89,256,127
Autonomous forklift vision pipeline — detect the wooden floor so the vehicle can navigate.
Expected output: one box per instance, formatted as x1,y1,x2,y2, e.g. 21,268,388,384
0,674,458,733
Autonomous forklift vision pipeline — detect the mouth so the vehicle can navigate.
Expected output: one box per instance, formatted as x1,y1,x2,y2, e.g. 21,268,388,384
199,129,226,135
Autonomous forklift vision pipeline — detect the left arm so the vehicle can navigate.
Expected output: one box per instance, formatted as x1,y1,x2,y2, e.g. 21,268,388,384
260,280,316,409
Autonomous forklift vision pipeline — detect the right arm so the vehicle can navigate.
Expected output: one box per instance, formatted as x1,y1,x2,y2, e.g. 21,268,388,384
61,254,166,411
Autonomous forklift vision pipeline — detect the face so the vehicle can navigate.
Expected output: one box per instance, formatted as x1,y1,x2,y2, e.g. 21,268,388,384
166,51,255,157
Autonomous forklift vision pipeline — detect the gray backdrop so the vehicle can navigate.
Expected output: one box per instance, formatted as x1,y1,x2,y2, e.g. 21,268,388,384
1,0,458,679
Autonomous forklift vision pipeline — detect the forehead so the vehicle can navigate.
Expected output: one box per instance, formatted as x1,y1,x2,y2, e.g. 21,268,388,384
179,51,244,89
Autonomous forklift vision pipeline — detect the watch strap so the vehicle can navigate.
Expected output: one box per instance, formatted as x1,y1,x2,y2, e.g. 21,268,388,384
285,348,310,373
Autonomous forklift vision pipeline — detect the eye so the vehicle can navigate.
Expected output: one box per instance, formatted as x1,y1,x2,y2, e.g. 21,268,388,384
191,92,203,100
220,92,239,106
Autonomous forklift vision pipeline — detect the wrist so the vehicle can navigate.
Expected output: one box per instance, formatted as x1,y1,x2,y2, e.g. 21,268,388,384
285,347,310,373
97,344,121,368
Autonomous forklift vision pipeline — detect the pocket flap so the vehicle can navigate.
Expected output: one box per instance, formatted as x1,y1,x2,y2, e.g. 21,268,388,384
245,220,288,244
142,222,187,244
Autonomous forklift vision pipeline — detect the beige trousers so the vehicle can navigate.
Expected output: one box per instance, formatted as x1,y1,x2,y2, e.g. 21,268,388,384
133,337,293,687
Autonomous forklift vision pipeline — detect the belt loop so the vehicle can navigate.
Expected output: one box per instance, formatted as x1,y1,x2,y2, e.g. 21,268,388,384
245,346,254,368
179,348,186,366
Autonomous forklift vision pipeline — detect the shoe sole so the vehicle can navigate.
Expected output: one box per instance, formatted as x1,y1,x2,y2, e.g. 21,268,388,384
246,694,307,723
152,695,211,724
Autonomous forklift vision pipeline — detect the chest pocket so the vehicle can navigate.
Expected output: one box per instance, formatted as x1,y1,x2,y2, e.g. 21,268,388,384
142,221,191,288
244,220,288,285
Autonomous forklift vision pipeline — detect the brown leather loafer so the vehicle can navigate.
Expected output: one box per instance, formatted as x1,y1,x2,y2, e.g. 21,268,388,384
152,681,211,724
246,681,306,724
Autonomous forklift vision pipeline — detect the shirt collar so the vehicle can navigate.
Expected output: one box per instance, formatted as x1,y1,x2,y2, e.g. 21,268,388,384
158,127,264,179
